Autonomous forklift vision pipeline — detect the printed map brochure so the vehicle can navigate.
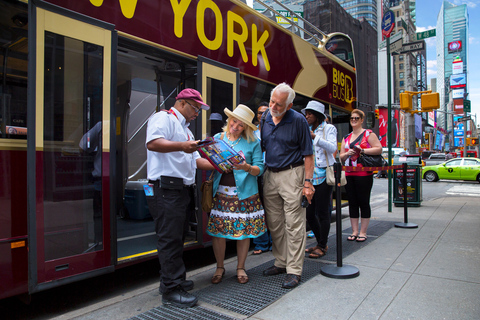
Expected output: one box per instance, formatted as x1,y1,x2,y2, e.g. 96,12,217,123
198,137,244,173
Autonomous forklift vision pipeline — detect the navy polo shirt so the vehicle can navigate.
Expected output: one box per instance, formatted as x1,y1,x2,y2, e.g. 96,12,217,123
261,109,313,169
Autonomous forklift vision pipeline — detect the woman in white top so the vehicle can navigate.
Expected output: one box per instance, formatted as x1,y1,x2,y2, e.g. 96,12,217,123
301,101,337,258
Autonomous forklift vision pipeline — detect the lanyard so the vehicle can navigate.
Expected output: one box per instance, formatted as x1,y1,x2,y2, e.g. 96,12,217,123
166,108,190,141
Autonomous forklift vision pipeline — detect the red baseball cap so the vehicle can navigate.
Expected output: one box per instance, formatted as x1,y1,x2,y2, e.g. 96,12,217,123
176,88,210,110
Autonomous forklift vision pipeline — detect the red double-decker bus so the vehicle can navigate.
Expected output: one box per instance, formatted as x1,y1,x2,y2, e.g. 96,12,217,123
0,0,356,300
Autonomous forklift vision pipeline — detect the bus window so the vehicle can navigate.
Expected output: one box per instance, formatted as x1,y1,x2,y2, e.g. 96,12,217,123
325,34,355,67
0,7,28,139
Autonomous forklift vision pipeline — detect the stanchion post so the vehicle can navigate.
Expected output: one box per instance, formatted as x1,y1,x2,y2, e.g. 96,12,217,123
320,162,359,279
395,162,418,229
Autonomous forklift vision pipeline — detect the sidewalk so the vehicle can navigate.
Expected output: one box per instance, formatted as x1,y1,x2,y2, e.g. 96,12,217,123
63,196,480,320
254,196,480,320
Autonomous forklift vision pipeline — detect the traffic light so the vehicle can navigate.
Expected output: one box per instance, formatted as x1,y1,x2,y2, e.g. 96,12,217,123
400,93,412,111
471,138,479,146
421,92,440,111
375,109,380,119
466,137,471,146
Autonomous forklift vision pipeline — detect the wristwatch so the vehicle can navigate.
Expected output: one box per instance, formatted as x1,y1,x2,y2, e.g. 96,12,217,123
305,179,313,183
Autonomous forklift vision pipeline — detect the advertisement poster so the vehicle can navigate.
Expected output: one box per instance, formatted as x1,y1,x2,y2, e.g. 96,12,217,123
378,108,400,147
394,168,418,202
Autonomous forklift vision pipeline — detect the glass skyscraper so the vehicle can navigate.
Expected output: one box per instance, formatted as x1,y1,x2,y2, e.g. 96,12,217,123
436,1,468,130
338,0,378,30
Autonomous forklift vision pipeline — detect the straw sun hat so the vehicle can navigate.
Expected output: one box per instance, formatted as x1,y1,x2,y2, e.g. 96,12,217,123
224,104,257,130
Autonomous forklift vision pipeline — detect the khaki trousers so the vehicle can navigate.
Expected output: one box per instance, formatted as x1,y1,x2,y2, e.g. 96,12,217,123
263,165,306,276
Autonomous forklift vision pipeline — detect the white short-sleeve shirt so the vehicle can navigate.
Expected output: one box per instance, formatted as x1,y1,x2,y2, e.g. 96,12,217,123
146,107,200,185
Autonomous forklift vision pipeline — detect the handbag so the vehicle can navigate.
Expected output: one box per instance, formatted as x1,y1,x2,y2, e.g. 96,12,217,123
358,153,388,168
200,171,215,213
323,129,346,186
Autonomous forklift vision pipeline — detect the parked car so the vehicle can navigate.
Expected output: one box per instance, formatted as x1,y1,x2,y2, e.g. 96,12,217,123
422,158,480,183
423,153,449,166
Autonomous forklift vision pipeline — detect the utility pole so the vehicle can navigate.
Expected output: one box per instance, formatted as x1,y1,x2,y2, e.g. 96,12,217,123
405,1,416,155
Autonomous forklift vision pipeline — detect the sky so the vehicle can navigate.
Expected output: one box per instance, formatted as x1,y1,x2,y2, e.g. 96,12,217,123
416,0,479,122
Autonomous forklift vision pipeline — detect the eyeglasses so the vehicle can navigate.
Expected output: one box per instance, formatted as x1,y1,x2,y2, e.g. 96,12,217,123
185,100,201,113
350,116,361,121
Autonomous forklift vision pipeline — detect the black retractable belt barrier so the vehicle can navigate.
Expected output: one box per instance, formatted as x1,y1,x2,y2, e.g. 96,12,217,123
395,162,418,229
320,162,360,279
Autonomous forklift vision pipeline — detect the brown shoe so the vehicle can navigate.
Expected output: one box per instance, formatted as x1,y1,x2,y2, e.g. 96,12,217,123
236,268,249,284
282,274,301,289
211,267,225,284
263,265,287,276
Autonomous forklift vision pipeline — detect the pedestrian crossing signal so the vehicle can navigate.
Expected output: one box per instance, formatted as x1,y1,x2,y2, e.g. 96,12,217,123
421,92,440,111
400,93,412,111
471,138,479,146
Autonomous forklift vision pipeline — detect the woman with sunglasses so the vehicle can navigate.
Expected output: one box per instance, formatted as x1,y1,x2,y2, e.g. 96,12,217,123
339,109,382,242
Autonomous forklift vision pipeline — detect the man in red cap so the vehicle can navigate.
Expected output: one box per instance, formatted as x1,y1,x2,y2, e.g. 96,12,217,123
146,88,214,308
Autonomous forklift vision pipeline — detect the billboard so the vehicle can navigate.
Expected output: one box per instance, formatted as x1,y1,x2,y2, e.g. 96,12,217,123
448,41,462,53
454,99,464,114
450,73,466,89
452,89,464,99
452,60,463,74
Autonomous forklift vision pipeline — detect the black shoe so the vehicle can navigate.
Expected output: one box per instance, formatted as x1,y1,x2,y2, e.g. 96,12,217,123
159,280,194,294
282,274,301,289
162,287,198,308
263,265,287,276
181,280,194,291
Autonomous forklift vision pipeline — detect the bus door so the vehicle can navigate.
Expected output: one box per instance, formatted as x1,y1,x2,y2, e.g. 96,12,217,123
29,7,115,291
196,56,239,244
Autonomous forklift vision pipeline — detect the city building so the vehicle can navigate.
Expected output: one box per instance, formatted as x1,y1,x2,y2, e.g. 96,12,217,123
304,0,378,113
337,0,378,30
436,1,469,151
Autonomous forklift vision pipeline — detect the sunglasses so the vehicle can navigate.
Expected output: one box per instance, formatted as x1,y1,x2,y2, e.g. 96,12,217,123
350,116,361,121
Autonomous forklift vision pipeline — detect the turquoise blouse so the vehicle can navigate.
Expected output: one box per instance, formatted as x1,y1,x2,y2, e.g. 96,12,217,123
212,133,265,200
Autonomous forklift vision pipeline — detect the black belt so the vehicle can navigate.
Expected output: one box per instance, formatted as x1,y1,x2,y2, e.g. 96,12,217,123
148,180,195,188
267,161,304,173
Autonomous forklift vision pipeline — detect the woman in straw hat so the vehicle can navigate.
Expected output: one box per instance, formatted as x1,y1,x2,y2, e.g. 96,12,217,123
206,104,266,285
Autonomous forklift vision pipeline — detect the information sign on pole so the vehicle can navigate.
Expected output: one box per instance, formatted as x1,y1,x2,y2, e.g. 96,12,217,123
390,39,403,53
463,99,471,112
381,11,395,38
379,30,403,49
416,29,436,40
399,41,425,54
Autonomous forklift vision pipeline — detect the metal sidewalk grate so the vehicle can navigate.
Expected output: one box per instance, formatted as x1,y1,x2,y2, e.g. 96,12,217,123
130,220,394,319
130,305,238,320
193,259,325,316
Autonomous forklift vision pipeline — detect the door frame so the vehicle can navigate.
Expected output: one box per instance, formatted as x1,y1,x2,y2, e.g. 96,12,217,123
196,56,239,244
27,2,116,294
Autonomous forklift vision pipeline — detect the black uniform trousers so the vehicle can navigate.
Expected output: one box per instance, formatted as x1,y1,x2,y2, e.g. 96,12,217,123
147,184,193,293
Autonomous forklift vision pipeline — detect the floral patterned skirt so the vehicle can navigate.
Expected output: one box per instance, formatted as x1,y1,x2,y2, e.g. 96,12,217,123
206,185,266,240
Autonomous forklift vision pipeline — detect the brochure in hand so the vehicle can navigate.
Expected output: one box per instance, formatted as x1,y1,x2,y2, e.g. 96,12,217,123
197,137,244,173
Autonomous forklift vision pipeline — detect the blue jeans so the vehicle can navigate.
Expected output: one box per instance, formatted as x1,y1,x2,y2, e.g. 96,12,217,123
253,231,272,251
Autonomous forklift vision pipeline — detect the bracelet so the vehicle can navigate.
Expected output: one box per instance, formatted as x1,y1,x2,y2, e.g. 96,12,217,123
303,186,314,191
247,165,252,174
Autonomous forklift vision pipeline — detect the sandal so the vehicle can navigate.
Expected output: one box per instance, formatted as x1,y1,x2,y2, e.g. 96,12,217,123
308,246,328,259
211,267,225,284
356,236,367,242
236,268,249,284
253,249,266,255
347,235,358,241
305,245,320,253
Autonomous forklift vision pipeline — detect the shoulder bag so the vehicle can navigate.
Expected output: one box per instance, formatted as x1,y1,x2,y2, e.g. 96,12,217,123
323,127,346,186
200,133,224,213
356,130,387,168
200,171,214,213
